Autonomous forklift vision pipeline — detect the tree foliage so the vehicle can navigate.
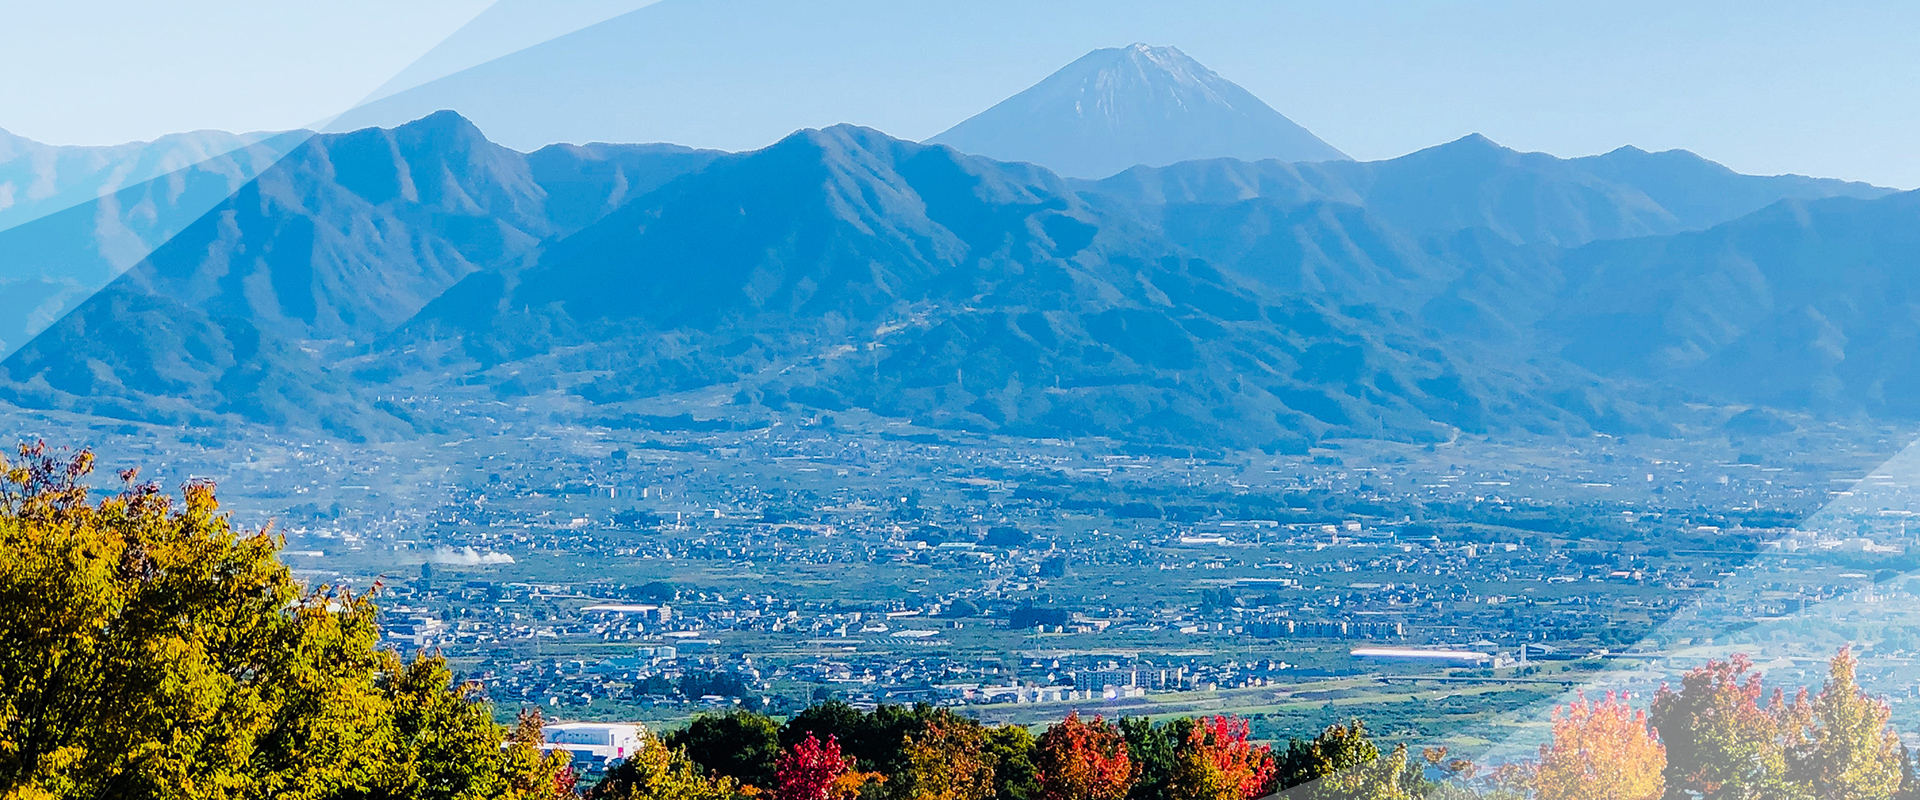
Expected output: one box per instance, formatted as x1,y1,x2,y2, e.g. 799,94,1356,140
1273,719,1422,800
667,709,782,790
1167,715,1276,800
1034,713,1134,800
983,722,1041,800
1787,648,1903,800
0,443,569,800
1532,693,1664,800
1650,654,1804,800
776,735,878,800
591,728,740,800
898,716,997,800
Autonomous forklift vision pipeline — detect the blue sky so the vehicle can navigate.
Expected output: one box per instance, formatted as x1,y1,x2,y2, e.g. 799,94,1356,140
5,0,1917,187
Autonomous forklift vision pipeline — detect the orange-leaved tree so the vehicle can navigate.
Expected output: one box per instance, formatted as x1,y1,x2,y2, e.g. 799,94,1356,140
1533,692,1665,800
1034,712,1135,800
1168,715,1276,800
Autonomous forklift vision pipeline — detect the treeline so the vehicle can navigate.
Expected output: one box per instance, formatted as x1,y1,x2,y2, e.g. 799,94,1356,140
599,704,1429,800
621,648,1920,800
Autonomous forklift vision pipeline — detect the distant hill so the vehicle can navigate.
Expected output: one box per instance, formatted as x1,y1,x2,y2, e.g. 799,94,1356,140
929,44,1349,179
7,111,1917,451
0,129,310,357
0,126,289,234
1086,134,1892,248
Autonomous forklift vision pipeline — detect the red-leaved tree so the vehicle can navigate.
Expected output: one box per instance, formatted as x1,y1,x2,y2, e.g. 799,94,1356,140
1170,715,1277,800
775,734,877,800
1034,712,1135,800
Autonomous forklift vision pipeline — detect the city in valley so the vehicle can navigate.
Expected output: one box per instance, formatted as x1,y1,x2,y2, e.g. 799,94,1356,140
13,388,1920,765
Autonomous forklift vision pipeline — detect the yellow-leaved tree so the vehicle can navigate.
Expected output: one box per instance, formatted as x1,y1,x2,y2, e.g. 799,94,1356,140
0,442,573,800
1532,693,1664,800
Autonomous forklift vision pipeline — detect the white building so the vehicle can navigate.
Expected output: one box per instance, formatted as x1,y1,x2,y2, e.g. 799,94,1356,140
542,722,646,763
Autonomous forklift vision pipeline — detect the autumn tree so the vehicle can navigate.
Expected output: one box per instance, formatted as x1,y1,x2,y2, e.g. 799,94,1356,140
505,709,581,800
591,729,740,800
898,716,998,800
0,442,572,799
1034,713,1135,800
1532,693,1665,800
1786,648,1903,800
1650,654,1804,800
1167,715,1276,800
776,734,880,800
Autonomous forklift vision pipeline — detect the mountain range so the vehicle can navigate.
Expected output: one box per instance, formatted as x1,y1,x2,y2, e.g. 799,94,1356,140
1,45,1913,452
2,108,1907,452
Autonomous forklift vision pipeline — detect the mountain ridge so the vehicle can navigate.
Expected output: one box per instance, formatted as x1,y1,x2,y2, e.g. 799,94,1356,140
5,111,1913,452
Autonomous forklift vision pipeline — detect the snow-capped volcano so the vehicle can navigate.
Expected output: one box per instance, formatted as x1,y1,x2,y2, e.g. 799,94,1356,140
928,43,1349,179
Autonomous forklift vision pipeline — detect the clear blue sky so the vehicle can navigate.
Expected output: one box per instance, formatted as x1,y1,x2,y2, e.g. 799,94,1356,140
5,0,1916,187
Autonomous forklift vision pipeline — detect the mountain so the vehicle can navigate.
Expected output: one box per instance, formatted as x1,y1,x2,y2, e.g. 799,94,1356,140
8,110,1916,451
411,124,1529,450
0,126,292,234
928,44,1349,179
1545,190,1920,415
1087,134,1892,249
0,112,723,435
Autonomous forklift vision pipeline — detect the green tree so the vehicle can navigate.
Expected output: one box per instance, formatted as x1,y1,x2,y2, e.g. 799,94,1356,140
984,725,1041,800
781,702,952,778
667,709,782,790
0,443,572,800
1786,648,1902,800
1118,717,1190,800
1273,720,1421,800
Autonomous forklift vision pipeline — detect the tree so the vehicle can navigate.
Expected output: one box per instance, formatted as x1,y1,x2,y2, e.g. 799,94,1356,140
0,442,572,799
1650,654,1803,800
984,725,1042,800
505,709,580,800
1532,693,1665,800
1167,715,1276,800
592,729,740,800
776,734,879,800
668,709,782,790
1273,720,1421,800
1786,648,1903,800
781,702,955,780
1119,717,1190,800
380,653,551,800
1033,713,1135,800
898,716,997,800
